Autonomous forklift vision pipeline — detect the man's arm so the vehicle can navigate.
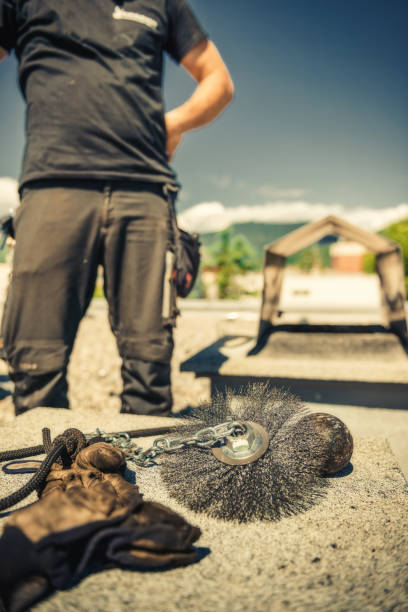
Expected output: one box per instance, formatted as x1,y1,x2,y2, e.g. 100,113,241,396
0,46,8,61
165,40,234,160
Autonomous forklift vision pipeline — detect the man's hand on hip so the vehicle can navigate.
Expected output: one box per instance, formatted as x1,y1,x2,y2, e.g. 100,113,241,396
165,111,183,161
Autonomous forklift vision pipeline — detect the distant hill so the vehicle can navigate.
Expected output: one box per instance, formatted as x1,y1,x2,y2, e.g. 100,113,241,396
199,221,339,270
199,222,305,260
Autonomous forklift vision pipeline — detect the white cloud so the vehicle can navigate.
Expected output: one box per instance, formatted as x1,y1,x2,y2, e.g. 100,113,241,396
178,200,408,234
0,177,19,216
179,202,228,233
256,185,308,199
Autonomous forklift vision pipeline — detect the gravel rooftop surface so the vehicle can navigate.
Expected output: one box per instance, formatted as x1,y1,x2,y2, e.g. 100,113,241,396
0,300,407,611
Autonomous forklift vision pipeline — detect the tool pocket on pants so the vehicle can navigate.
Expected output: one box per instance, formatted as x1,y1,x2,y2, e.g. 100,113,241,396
162,249,177,326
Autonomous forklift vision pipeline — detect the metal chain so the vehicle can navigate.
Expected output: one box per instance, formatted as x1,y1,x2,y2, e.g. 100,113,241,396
87,421,247,467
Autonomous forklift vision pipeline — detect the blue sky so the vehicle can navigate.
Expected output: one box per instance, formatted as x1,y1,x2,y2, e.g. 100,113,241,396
1,0,407,229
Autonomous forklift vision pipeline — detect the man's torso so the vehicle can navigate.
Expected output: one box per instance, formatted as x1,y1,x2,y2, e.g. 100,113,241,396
6,0,204,188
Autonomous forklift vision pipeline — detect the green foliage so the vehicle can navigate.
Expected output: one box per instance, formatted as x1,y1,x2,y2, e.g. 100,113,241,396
0,246,10,263
201,223,334,272
362,251,376,274
381,218,408,297
287,244,331,271
294,248,316,271
208,230,258,299
363,218,408,296
199,221,304,268
381,219,408,272
186,265,206,299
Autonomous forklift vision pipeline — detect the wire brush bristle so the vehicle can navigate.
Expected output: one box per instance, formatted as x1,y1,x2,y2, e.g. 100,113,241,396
160,383,352,523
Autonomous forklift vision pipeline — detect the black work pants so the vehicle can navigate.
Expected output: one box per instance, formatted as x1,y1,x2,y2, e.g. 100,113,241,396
1,181,177,416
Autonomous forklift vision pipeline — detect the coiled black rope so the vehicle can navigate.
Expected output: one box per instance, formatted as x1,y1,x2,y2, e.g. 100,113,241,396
0,428,87,512
0,444,46,463
0,441,65,512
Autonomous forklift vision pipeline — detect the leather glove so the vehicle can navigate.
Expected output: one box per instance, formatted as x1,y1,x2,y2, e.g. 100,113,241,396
0,442,201,612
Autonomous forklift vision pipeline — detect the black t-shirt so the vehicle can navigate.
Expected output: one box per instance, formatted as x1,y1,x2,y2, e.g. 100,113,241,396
0,0,207,189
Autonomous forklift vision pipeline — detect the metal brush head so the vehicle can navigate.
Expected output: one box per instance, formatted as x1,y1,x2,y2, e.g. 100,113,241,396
160,383,353,523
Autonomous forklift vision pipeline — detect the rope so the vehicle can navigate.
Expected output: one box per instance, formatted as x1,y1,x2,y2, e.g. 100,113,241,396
0,442,64,512
0,428,87,512
51,428,86,466
0,444,46,462
42,427,52,453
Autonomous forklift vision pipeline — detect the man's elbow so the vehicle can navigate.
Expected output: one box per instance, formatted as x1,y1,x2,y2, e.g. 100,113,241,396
221,71,234,107
225,74,234,104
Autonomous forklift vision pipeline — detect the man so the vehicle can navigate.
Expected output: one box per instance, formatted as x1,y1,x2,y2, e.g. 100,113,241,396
0,0,233,416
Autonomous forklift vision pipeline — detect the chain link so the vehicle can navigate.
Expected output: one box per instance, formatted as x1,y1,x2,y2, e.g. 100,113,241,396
87,422,247,467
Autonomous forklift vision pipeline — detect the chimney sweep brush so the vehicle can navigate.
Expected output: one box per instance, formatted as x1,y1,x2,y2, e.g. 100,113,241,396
160,383,353,523
1,384,352,523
